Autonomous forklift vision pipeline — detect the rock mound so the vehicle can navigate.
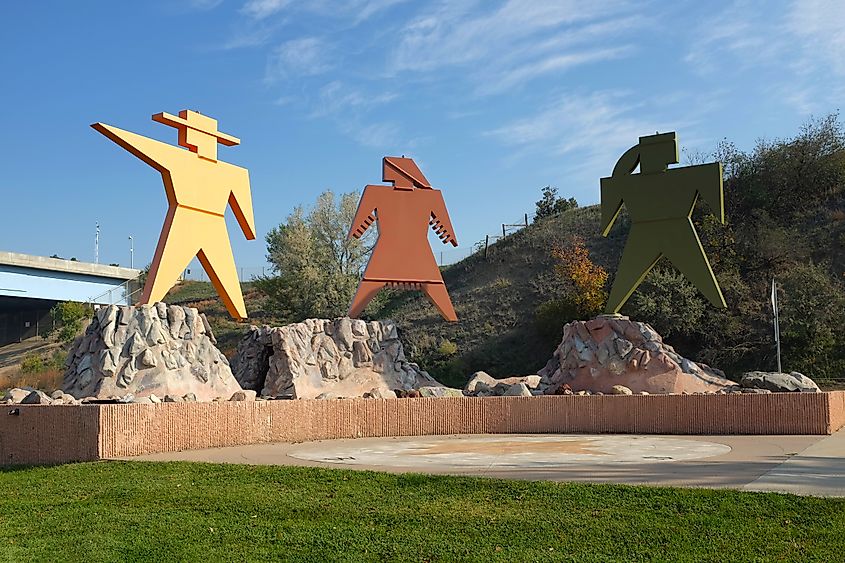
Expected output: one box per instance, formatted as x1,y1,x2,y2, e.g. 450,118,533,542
63,304,242,401
740,371,820,392
463,371,545,396
231,318,443,399
539,315,733,394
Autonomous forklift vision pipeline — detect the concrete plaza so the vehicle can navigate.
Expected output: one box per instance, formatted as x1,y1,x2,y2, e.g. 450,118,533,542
130,429,845,498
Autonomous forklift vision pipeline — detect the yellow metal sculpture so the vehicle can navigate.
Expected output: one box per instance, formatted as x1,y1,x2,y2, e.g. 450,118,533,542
601,132,726,314
92,110,255,319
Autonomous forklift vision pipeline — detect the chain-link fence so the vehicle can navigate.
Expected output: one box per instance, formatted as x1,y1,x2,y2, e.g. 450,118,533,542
181,266,270,283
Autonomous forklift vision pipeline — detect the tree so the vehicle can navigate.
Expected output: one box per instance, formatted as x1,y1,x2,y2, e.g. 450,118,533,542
50,301,89,344
256,190,376,320
535,236,608,345
534,186,578,222
551,236,608,317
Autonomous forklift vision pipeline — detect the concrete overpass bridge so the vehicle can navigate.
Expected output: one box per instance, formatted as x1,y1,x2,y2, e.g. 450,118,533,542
0,252,141,346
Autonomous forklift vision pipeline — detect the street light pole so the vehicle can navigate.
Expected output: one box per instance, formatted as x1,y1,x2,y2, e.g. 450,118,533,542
95,222,100,264
771,278,782,373
128,235,134,269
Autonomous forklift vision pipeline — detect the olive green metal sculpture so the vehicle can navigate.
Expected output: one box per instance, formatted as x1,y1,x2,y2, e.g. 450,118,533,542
601,132,727,314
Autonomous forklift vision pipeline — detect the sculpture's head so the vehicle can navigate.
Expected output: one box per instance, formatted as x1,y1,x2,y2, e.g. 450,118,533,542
637,132,679,174
152,110,240,162
383,156,431,190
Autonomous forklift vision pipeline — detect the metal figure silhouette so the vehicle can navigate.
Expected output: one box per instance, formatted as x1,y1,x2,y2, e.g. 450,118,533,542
348,157,459,321
92,110,255,319
601,132,726,314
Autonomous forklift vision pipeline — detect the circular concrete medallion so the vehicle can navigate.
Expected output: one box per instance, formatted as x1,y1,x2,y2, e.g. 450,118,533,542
288,435,732,469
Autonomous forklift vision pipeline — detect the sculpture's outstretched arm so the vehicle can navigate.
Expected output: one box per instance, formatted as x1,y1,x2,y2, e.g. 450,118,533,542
228,167,256,240
600,144,640,236
430,190,458,247
696,162,725,224
91,123,181,174
348,186,378,240
600,177,625,237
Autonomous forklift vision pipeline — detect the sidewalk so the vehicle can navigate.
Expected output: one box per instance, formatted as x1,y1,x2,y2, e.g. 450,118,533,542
129,430,845,497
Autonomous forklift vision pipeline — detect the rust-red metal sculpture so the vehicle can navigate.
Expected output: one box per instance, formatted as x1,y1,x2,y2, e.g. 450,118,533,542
348,157,458,321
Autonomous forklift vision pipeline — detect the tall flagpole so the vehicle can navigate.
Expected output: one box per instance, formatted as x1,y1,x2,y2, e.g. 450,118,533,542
771,278,781,373
95,222,100,265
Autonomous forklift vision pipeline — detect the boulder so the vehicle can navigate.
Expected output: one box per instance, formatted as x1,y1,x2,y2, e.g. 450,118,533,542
610,385,633,396
62,304,242,402
4,388,35,404
229,390,257,402
503,383,533,397
464,371,544,396
740,371,820,393
417,386,464,398
231,318,444,399
21,390,52,405
539,315,733,395
363,387,397,399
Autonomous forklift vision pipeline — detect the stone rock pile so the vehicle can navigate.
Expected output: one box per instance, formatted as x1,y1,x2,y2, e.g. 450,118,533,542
739,371,820,393
62,304,242,402
539,315,734,395
462,371,546,397
231,318,444,399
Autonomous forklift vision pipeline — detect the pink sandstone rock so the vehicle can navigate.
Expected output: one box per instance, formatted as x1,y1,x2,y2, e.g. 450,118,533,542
539,315,733,395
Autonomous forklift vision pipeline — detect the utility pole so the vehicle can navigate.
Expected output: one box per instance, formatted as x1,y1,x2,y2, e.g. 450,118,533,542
128,235,134,269
771,278,782,373
95,223,100,264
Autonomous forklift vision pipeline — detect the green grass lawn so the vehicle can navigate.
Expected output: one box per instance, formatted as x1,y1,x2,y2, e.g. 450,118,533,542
0,463,842,562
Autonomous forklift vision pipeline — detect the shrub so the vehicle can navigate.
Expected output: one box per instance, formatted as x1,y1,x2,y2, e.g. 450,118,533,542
20,353,44,374
550,236,608,317
437,339,458,357
50,301,89,344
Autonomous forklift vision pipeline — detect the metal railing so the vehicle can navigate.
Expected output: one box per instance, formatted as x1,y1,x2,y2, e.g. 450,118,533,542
85,279,144,308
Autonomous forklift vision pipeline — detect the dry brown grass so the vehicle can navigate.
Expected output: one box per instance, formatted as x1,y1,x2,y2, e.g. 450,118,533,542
0,368,64,393
830,208,845,222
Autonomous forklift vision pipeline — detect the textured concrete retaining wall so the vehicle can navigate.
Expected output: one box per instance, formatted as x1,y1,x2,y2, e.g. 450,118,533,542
0,405,100,466
2,392,844,466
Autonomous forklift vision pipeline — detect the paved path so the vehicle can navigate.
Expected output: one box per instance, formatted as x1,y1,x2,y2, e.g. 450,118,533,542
129,430,845,497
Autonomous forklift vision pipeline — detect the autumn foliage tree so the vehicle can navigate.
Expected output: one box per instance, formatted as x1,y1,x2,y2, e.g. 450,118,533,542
535,236,608,344
551,236,608,317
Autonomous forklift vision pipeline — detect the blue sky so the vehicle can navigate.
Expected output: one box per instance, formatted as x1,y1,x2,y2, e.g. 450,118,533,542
1,0,843,272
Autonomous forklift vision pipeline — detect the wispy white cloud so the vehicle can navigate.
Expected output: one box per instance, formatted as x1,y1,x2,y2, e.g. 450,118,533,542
264,37,332,81
306,81,403,148
311,81,397,118
242,0,292,19
241,0,406,22
784,0,845,75
390,0,637,71
684,0,845,113
344,120,402,148
485,91,702,184
386,0,641,96
189,0,224,10
480,47,632,95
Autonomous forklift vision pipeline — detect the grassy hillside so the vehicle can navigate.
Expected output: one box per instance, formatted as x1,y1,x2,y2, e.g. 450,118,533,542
376,205,619,384
164,281,282,357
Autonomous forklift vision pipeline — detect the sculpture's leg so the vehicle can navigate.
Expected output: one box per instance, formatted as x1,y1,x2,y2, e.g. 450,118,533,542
348,280,386,318
422,283,458,322
142,206,202,306
663,220,727,308
196,217,247,320
605,225,662,314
